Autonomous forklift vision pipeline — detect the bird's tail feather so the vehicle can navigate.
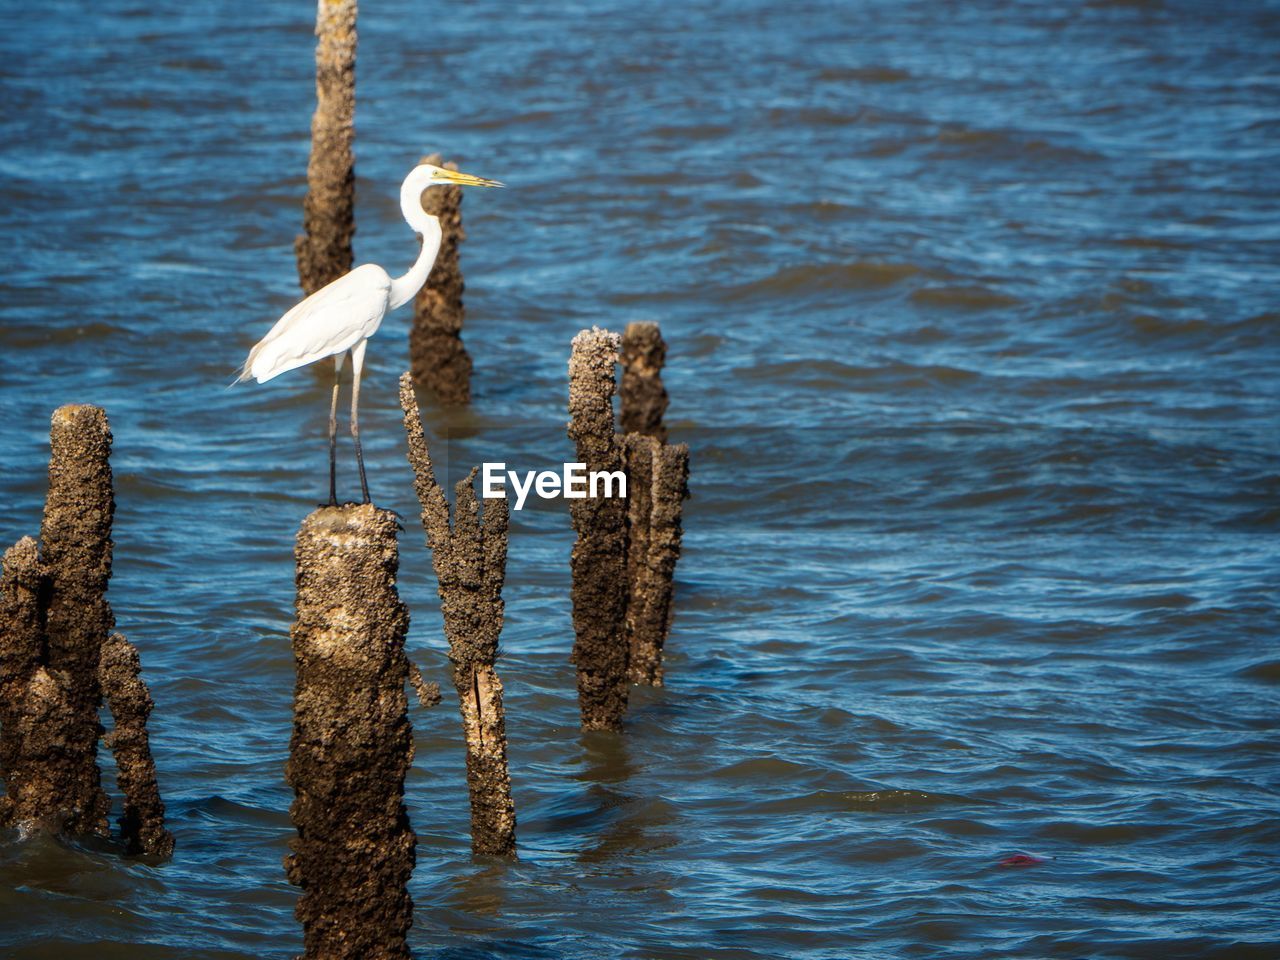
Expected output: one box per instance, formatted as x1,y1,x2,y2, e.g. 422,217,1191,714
227,340,265,388
227,359,254,389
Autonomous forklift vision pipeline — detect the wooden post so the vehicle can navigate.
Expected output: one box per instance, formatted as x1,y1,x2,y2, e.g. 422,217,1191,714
286,504,415,959
567,329,631,730
0,536,78,834
294,0,358,296
619,321,669,441
34,405,115,836
624,437,690,685
99,633,173,856
1,406,169,854
400,375,516,857
409,155,473,405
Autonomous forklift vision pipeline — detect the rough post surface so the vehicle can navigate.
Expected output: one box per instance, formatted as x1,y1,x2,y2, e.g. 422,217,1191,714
568,329,631,730
624,438,691,686
37,404,115,836
409,154,472,405
286,505,415,959
400,374,517,857
0,536,56,830
100,633,174,857
294,0,357,296
619,321,669,441
0,538,43,708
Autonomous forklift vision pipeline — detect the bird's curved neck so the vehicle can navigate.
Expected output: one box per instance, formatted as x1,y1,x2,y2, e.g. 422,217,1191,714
389,180,443,309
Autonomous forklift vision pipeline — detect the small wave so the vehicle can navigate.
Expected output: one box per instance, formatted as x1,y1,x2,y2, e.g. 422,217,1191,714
1110,235,1192,251
732,357,980,390
1239,659,1280,683
910,285,1021,310
756,789,972,815
930,126,1104,164
647,123,735,142
721,261,921,301
817,65,913,84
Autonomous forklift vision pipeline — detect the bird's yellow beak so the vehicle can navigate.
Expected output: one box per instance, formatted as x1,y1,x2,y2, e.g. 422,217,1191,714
436,169,504,188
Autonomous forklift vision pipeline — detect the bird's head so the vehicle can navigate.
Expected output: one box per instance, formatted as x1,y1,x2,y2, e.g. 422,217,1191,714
411,162,504,190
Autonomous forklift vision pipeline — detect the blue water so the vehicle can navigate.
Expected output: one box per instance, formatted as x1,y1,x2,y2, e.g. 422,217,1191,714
2,0,1279,957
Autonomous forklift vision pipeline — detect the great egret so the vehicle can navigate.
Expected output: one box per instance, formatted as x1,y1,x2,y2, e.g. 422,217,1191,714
237,162,503,504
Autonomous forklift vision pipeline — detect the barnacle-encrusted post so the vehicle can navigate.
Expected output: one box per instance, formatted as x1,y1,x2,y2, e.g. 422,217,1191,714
0,536,73,833
295,0,358,296
99,633,174,856
409,154,473,405
36,404,115,836
619,321,669,441
400,374,516,857
286,504,415,958
1,405,169,852
567,329,631,730
623,437,690,685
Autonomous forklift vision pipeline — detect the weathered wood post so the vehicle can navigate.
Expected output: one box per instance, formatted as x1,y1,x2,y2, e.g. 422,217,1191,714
618,323,689,686
400,374,517,857
619,321,669,441
567,329,631,730
1,405,169,853
409,155,473,405
100,633,174,856
39,405,115,836
0,406,115,836
295,0,358,296
0,536,81,835
285,504,416,959
623,437,690,685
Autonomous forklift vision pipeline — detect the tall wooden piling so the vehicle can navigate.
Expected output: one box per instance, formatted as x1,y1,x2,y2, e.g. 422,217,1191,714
286,504,415,958
624,437,690,686
295,0,358,296
568,329,631,730
409,155,473,405
400,375,517,857
39,404,115,837
619,321,669,441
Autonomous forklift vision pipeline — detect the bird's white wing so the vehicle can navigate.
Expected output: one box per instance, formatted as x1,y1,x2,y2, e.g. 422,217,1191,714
238,264,393,384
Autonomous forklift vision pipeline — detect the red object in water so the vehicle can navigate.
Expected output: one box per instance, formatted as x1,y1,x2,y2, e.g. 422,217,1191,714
999,853,1045,867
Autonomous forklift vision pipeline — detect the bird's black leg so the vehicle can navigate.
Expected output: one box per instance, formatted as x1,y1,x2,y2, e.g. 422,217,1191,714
350,340,371,505
325,353,343,507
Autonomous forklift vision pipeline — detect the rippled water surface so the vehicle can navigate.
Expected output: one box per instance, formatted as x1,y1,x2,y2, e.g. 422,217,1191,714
2,0,1279,957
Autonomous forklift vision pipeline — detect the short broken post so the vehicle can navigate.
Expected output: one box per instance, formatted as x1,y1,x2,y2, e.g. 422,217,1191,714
0,537,81,835
623,437,690,686
400,374,517,858
619,321,669,441
286,505,415,958
409,154,473,405
295,0,358,296
568,329,631,730
100,633,174,856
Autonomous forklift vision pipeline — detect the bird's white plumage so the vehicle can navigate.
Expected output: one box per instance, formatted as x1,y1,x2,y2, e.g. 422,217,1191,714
235,161,501,503
240,264,392,384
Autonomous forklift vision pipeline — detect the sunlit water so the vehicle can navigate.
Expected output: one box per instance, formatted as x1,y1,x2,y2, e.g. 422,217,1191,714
1,0,1278,957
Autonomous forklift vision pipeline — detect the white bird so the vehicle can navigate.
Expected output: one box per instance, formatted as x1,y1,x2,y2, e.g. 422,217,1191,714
237,162,502,505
